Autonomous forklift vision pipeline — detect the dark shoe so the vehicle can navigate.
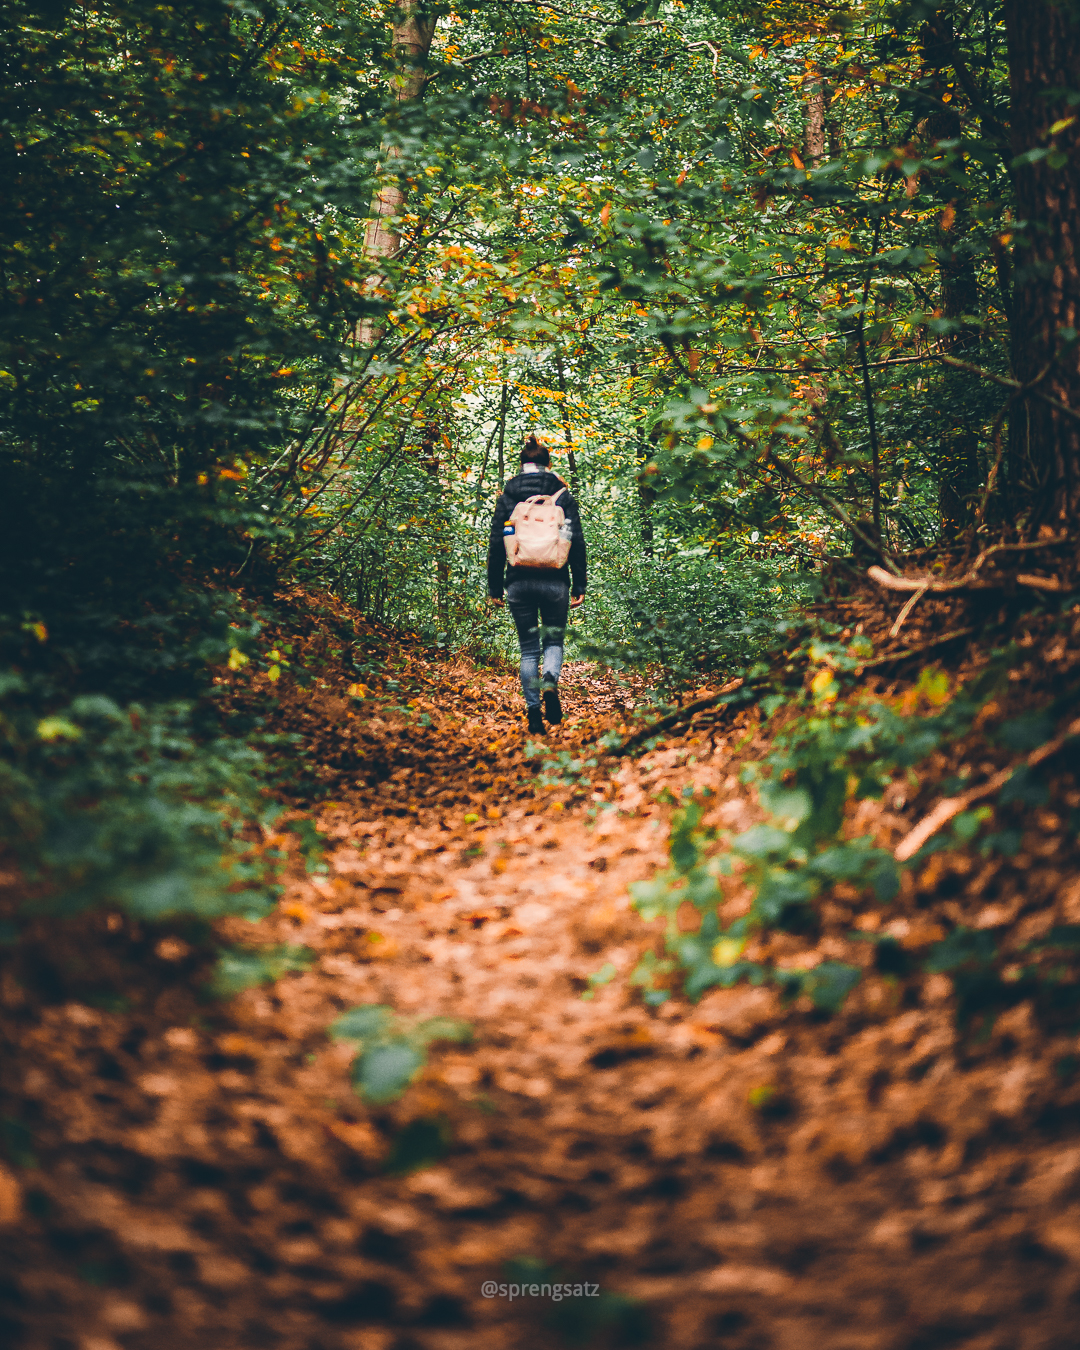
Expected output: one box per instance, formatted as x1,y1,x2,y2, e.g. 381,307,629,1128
543,686,563,725
527,706,545,735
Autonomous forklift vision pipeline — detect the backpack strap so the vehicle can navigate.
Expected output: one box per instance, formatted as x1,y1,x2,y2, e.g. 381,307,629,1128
551,487,567,505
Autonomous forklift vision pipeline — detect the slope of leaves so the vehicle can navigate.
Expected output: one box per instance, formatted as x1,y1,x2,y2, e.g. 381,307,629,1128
1,584,1079,1350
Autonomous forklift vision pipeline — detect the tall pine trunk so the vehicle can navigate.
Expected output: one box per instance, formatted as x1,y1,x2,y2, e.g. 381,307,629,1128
1003,0,1080,526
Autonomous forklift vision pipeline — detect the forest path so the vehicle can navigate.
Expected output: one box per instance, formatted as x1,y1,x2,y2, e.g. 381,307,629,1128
5,627,1079,1350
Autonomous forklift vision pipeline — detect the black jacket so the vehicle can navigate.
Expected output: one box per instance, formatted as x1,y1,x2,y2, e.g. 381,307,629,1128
486,470,588,599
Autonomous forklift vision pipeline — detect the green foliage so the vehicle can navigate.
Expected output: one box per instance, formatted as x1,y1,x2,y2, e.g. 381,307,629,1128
281,818,330,875
534,749,599,789
581,962,618,1001
628,652,1006,1009
0,678,285,920
0,0,369,933
384,1117,452,1176
329,1004,472,1105
206,944,315,1000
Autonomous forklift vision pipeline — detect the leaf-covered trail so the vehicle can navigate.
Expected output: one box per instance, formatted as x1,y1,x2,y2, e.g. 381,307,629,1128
3,608,1080,1350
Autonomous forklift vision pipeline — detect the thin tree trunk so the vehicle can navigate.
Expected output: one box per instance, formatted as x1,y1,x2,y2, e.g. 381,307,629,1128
1003,0,1080,526
804,74,826,168
629,363,654,557
922,98,982,538
553,347,578,494
358,1,437,345
496,378,507,486
471,418,500,525
421,425,450,634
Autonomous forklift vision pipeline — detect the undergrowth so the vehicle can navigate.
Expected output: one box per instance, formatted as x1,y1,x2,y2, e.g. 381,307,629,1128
626,613,1080,1027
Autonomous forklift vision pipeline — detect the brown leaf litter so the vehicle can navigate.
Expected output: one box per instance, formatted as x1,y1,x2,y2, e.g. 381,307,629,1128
1,586,1080,1350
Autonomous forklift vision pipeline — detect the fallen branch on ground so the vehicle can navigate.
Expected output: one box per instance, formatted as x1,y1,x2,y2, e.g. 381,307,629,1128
868,536,1072,598
612,678,747,754
611,628,983,755
895,714,1080,863
857,626,979,669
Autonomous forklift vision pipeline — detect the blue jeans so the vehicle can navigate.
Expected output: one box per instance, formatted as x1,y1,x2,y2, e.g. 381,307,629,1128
506,575,569,709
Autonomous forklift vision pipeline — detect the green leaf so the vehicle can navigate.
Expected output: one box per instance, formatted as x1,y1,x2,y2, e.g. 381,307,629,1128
413,1017,473,1048
384,1117,450,1175
758,785,812,831
732,824,793,860
206,945,313,999
353,1042,425,1105
803,961,861,1012
330,1004,393,1042
998,710,1054,752
924,929,997,972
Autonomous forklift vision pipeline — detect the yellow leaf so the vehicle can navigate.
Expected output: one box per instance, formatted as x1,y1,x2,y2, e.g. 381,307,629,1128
697,435,714,450
37,717,82,742
916,666,950,707
810,667,838,702
267,664,281,682
1049,116,1076,136
227,647,249,671
712,937,745,967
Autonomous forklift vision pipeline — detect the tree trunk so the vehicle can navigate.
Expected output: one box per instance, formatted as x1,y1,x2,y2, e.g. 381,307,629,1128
629,363,654,557
496,378,507,485
804,75,826,169
923,102,982,538
1003,0,1080,526
421,426,450,634
358,1,436,345
553,347,579,494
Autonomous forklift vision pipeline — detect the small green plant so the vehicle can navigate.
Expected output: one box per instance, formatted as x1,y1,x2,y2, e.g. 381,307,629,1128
627,652,1015,1010
534,749,599,789
329,1004,472,1105
206,944,314,999
384,1117,452,1175
281,818,329,874
580,961,618,1001
0,683,287,922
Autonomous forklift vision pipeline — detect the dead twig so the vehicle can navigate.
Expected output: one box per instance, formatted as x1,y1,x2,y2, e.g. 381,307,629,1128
895,714,1080,863
935,354,1080,425
856,626,979,670
867,536,1072,597
611,624,984,754
613,678,747,754
889,584,929,639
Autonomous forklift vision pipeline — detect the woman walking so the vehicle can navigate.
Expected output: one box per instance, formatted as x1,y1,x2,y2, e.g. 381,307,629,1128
487,435,588,734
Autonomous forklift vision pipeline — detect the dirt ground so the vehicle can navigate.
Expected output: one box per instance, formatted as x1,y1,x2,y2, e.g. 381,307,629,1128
2,589,1080,1350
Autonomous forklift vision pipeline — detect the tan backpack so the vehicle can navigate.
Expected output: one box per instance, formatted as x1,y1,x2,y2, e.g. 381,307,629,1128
503,488,572,570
